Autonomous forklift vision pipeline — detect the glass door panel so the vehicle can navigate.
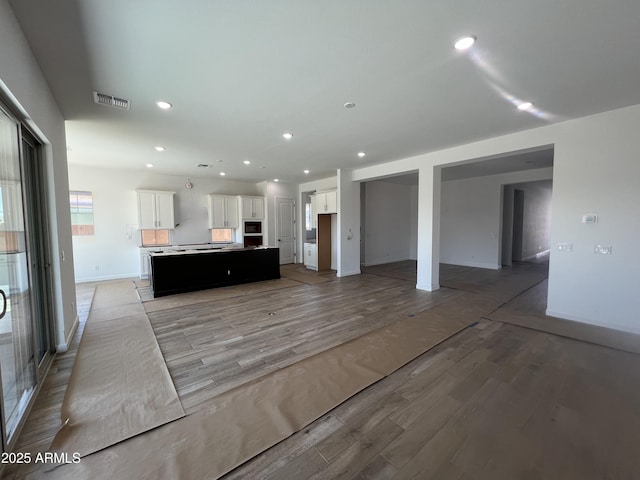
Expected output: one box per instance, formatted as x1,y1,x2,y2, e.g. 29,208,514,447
0,108,36,443
21,131,54,370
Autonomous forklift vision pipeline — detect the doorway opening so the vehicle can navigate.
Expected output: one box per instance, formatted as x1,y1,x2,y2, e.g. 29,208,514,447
501,180,553,267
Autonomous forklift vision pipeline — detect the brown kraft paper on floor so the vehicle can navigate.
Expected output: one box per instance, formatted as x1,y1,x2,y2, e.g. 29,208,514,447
48,282,185,459
44,292,484,480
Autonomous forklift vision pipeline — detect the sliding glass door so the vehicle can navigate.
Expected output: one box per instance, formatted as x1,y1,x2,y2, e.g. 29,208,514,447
0,106,37,443
21,130,54,373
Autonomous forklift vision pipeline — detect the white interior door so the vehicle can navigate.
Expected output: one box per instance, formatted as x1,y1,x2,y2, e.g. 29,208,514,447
276,197,295,264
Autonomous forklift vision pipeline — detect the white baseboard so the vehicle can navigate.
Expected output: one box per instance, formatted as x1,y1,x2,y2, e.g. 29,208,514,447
363,256,413,267
545,309,640,335
337,269,361,277
522,249,551,262
416,282,440,292
57,314,79,353
441,260,501,270
75,272,139,283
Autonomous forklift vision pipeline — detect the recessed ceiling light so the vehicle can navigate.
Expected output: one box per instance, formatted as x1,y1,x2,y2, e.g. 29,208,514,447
303,169,310,174
155,146,166,152
357,152,366,158
219,172,226,176
282,132,293,140
454,35,476,51
156,100,172,110
243,160,251,165
517,101,533,111
274,178,280,182
146,163,154,168
344,102,356,109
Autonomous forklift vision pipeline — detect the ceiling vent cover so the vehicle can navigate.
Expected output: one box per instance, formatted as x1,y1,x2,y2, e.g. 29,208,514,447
93,91,130,110
196,163,212,168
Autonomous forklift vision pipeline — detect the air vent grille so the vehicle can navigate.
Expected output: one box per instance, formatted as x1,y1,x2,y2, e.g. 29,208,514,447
196,163,212,168
93,91,130,110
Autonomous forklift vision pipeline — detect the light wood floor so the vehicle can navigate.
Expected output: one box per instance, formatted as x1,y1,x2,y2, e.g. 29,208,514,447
5,262,640,480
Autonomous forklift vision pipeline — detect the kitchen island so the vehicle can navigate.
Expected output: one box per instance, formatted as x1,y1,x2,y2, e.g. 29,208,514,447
149,246,280,297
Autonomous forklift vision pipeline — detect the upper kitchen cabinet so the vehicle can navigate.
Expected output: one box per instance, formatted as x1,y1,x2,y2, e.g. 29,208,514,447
315,190,337,214
207,194,239,229
239,196,264,219
137,190,175,229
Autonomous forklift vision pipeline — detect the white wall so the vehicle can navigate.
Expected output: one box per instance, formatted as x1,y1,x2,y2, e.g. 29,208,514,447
409,185,418,260
337,169,360,277
362,180,416,266
0,0,77,349
68,165,260,281
353,105,640,333
440,169,553,269
546,108,640,332
331,214,338,270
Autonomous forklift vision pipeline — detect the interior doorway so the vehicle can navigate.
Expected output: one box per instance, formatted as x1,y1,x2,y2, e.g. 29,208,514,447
501,180,553,267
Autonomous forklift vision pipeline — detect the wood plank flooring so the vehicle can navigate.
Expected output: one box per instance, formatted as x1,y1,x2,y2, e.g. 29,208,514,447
5,262,640,480
148,266,464,413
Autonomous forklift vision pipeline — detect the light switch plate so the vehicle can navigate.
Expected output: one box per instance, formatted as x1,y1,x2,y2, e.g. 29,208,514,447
594,244,612,255
582,214,598,224
557,242,573,252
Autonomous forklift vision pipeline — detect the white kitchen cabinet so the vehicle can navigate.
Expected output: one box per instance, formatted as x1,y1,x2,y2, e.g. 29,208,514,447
315,190,337,214
207,194,239,229
303,242,317,270
137,190,175,229
239,196,264,219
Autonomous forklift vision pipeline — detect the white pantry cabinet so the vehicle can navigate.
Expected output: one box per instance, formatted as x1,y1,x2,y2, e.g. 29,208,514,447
137,190,175,229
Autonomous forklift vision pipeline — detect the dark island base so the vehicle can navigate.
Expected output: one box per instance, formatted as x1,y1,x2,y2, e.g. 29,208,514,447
150,247,280,298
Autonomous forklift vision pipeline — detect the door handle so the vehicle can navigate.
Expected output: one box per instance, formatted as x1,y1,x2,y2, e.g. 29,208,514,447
0,289,6,320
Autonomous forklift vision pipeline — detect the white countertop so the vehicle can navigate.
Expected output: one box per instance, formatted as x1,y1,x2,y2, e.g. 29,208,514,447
149,246,273,257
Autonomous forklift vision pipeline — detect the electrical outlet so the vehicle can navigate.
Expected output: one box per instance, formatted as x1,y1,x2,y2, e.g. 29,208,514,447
594,244,612,255
557,243,573,252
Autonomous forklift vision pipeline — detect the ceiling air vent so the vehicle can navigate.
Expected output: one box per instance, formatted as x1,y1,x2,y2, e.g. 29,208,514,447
196,163,212,168
93,91,130,110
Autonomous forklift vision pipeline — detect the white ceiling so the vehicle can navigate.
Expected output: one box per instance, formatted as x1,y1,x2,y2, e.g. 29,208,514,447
8,0,640,184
